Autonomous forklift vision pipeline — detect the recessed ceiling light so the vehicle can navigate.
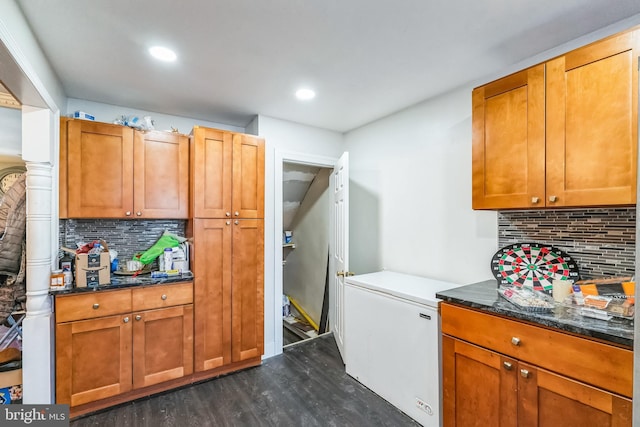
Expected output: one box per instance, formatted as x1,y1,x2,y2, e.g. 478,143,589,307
149,46,177,62
295,88,316,100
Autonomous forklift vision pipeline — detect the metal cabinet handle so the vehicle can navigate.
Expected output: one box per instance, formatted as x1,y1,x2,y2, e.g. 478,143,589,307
135,315,142,321
125,211,131,216
225,212,231,217
234,211,239,216
136,211,142,216
234,220,239,225
337,271,355,277
531,197,539,204
549,195,558,203
123,317,130,323
92,303,100,310
511,337,521,346
226,221,231,225
161,294,167,300
503,361,513,371
520,369,530,378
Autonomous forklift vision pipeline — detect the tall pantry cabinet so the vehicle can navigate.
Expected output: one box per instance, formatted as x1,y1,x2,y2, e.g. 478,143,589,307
189,126,265,373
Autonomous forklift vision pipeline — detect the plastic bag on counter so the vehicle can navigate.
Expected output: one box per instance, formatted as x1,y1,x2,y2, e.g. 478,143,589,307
137,230,187,265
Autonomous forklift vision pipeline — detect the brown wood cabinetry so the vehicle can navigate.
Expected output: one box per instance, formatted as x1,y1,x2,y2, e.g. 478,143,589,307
56,313,132,407
441,303,632,426
191,126,264,219
191,218,264,372
473,28,639,210
231,218,264,362
55,283,194,411
190,125,265,374
60,119,189,219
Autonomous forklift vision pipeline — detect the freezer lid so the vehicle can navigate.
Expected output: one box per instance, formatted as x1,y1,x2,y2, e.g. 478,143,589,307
345,270,464,308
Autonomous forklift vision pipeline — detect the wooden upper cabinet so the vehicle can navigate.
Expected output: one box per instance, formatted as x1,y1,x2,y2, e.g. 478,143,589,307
232,134,265,219
134,131,189,218
191,126,264,219
546,30,639,207
63,119,189,219
472,27,639,210
67,120,134,218
472,65,545,209
59,117,70,218
191,127,233,218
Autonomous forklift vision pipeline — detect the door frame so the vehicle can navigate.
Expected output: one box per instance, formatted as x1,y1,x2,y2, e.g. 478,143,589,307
274,150,338,355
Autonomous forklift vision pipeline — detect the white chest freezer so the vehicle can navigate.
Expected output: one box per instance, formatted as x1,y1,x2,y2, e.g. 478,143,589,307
344,271,462,427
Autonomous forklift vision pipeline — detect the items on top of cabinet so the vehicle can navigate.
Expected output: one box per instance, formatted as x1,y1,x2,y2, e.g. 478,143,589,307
472,26,639,210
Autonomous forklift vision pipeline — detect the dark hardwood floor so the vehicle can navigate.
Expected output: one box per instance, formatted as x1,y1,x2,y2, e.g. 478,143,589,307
71,334,419,427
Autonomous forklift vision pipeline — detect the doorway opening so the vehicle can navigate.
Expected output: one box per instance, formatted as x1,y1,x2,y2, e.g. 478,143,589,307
281,162,332,346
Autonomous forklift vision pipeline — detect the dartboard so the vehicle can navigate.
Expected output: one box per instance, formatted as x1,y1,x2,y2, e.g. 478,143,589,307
491,243,580,292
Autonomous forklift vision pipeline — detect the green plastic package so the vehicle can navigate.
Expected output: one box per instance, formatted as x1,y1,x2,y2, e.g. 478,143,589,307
137,230,187,265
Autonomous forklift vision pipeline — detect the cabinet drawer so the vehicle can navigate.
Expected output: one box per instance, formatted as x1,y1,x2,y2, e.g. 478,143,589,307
132,282,193,311
56,289,132,323
441,303,633,397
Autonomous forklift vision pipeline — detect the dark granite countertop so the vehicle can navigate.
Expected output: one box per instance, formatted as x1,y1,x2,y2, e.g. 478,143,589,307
436,279,634,348
50,272,194,295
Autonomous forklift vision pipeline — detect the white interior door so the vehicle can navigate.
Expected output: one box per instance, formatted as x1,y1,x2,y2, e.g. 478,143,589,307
329,152,349,361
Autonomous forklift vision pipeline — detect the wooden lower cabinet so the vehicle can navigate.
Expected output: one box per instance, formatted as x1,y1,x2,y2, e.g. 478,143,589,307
518,362,632,427
55,284,194,412
56,314,132,407
192,218,264,372
132,305,193,389
442,304,632,427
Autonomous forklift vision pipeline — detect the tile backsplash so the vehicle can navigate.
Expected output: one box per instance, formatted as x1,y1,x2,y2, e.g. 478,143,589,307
498,208,635,280
59,219,187,267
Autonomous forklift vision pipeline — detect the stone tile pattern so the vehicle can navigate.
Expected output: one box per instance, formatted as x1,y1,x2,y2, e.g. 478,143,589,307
59,219,187,267
498,208,635,280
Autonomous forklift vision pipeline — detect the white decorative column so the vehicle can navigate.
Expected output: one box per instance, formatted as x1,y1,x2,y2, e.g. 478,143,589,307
21,106,57,404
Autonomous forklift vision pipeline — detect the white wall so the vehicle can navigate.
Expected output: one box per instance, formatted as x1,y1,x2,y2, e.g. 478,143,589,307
283,168,331,324
0,107,21,157
0,1,65,110
345,86,498,285
66,98,245,134
257,115,344,358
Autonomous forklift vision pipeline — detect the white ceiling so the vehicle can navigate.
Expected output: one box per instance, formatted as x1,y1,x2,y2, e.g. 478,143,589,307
16,0,640,132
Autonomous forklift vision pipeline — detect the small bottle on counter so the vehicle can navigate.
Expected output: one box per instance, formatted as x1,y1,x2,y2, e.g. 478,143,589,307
163,248,173,272
50,269,65,290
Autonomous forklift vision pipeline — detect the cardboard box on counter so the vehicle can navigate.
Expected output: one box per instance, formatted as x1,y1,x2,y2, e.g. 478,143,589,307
75,252,110,287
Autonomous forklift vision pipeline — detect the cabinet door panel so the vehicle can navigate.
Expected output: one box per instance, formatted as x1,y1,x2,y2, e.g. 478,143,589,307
193,219,232,371
518,363,632,427
546,30,638,207
232,134,265,218
472,65,545,209
443,337,517,427
192,127,232,218
67,120,134,218
134,131,189,218
231,219,264,362
133,305,193,389
59,117,70,218
56,315,132,406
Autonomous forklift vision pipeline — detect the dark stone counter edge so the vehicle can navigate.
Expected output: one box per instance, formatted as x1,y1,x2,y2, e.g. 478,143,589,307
49,273,194,295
